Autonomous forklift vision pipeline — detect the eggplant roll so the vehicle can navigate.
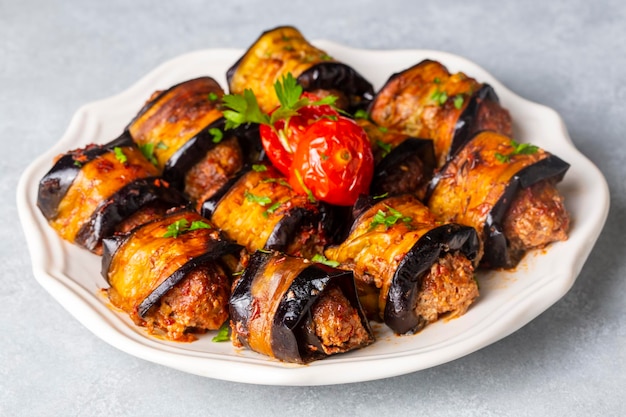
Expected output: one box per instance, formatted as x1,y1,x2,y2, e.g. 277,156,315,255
102,209,244,342
230,250,374,363
162,119,263,210
368,59,512,167
201,164,332,258
36,134,186,253
426,131,570,269
227,26,374,113
127,77,226,171
357,118,436,200
324,194,480,335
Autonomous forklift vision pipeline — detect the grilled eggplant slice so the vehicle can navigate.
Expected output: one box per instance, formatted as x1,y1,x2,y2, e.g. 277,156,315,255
230,250,374,363
325,194,480,335
425,131,570,269
127,77,225,171
102,209,243,341
357,118,436,199
227,26,374,113
202,164,332,258
37,134,163,251
368,59,512,167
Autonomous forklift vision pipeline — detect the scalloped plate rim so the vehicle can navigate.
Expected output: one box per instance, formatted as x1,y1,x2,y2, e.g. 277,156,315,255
16,42,610,386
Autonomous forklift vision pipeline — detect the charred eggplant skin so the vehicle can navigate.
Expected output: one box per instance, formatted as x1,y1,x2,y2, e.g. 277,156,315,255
226,26,374,112
370,138,436,198
425,131,570,268
384,224,480,334
37,132,133,220
230,250,373,363
74,177,188,252
102,209,243,319
127,77,225,171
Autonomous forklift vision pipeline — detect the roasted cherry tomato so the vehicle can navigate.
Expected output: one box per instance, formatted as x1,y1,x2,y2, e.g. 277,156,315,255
260,93,338,176
288,116,374,206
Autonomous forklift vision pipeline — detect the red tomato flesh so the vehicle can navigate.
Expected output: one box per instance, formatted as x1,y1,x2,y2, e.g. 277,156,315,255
288,116,374,206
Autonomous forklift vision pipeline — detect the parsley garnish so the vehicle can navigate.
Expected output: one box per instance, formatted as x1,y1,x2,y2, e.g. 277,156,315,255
209,127,223,143
212,322,230,342
431,88,448,106
261,178,292,188
244,190,272,206
208,92,219,101
73,160,82,168
113,147,127,164
353,109,370,120
263,201,282,218
372,192,389,200
311,254,340,267
252,164,267,172
293,169,316,203
163,219,211,238
495,139,540,163
453,94,464,110
139,143,158,165
376,140,392,158
369,205,412,231
222,73,337,132
156,141,168,150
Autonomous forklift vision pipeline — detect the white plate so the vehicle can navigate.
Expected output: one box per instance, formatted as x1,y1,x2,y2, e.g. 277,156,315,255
17,41,610,386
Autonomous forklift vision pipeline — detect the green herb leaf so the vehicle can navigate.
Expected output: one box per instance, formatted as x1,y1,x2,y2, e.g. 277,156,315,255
209,127,223,143
274,73,302,112
263,201,282,218
156,141,168,150
369,205,412,231
293,169,316,203
376,140,392,158
212,322,230,342
311,254,340,267
189,220,211,231
222,89,270,130
113,147,127,164
252,164,268,172
244,190,272,206
139,143,158,165
73,160,82,168
261,178,292,188
208,92,219,101
495,140,540,163
372,192,389,200
163,219,190,238
353,109,370,120
453,94,464,110
431,89,448,106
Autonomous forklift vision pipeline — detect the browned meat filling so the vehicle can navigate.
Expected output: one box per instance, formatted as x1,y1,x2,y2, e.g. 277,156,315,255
283,223,329,260
414,252,478,325
310,286,372,355
374,153,429,200
144,263,231,342
474,98,513,139
503,180,569,263
184,137,244,210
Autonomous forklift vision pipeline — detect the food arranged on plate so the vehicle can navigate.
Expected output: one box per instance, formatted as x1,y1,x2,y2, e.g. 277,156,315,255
35,26,571,363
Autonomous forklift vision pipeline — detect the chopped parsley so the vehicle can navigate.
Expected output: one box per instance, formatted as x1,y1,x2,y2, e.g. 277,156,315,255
430,88,448,106
263,201,282,218
252,164,268,172
376,140,392,158
495,139,540,163
209,127,223,143
208,92,219,101
212,322,230,342
139,143,158,165
113,147,127,164
369,205,412,231
163,219,211,238
156,141,168,150
353,109,370,120
244,190,272,206
453,94,465,110
311,254,340,267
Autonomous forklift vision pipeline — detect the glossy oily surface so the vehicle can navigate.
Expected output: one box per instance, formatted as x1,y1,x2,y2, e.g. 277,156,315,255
17,43,609,386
